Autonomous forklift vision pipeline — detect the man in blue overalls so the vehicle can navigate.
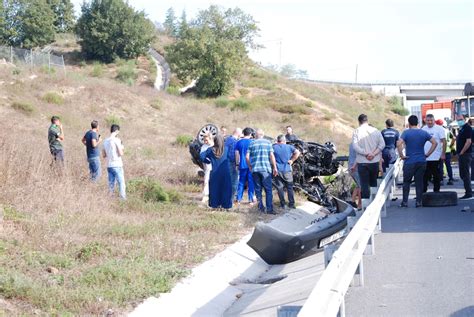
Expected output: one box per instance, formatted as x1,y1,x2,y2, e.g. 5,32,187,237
381,119,400,173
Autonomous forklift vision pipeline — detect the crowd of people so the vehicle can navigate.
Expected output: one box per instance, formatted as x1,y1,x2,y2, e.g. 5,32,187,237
199,126,300,213
349,113,474,210
47,111,473,210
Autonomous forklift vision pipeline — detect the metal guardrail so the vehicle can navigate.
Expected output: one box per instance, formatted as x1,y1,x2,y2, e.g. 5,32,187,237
303,79,470,87
297,158,404,317
148,48,170,90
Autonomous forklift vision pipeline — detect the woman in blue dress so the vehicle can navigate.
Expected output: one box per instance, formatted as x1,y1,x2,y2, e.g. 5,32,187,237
200,134,233,209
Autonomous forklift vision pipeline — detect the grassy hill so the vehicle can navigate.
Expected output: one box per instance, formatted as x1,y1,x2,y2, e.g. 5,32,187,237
0,45,403,315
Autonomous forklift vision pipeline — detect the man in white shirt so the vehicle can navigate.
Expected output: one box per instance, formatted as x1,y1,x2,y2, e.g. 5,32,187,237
102,124,126,199
352,114,386,199
422,114,446,193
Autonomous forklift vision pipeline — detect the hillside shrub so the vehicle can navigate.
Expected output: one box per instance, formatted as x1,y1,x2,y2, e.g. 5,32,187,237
43,92,64,105
271,104,311,115
116,62,138,86
389,96,409,116
150,99,161,110
175,135,193,147
11,101,34,114
91,62,104,77
106,115,121,126
166,86,181,96
238,88,250,96
127,178,181,203
231,98,252,111
215,97,230,108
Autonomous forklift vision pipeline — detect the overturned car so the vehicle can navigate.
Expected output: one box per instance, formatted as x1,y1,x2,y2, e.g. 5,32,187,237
189,124,355,264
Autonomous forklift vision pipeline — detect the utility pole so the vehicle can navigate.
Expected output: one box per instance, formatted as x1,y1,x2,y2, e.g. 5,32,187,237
355,64,358,83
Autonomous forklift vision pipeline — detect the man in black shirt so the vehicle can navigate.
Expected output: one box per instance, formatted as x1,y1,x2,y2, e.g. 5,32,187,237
285,126,299,142
456,114,473,200
381,119,399,172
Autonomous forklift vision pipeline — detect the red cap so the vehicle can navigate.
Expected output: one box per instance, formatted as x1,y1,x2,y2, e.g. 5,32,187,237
435,119,444,126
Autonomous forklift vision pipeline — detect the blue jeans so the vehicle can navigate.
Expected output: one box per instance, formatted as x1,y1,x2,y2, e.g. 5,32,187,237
107,167,126,199
252,171,273,213
88,156,101,181
237,168,254,202
230,164,239,201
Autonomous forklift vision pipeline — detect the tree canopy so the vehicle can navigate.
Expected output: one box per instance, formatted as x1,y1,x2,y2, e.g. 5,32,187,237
47,0,75,33
0,0,58,48
166,5,259,97
75,0,155,62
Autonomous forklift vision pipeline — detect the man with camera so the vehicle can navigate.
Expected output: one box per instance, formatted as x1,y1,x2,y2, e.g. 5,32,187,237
48,116,65,164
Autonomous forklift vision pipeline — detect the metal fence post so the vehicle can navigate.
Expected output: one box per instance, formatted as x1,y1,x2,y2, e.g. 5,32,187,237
48,52,51,71
62,55,66,75
364,233,375,255
350,257,364,287
30,49,33,68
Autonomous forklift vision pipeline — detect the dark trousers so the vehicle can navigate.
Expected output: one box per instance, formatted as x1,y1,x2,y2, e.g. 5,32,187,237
358,163,379,199
252,171,274,213
274,171,295,208
423,160,441,192
459,154,472,195
471,153,474,181
403,162,426,204
382,148,396,172
439,153,454,180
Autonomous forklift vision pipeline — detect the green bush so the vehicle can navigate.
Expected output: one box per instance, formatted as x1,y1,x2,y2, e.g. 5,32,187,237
11,101,34,114
391,105,409,116
12,68,21,75
42,92,64,105
166,86,181,96
105,115,121,126
231,98,252,111
116,62,138,86
150,99,161,110
91,62,104,77
271,103,311,115
175,135,193,147
238,88,250,96
127,178,181,203
215,97,230,108
39,65,56,74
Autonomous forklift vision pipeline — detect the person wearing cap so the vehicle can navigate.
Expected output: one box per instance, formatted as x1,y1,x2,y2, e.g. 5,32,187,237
455,114,473,200
435,119,455,185
421,114,446,193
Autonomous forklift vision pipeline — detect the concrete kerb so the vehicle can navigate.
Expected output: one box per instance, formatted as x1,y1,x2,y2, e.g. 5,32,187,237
129,234,269,317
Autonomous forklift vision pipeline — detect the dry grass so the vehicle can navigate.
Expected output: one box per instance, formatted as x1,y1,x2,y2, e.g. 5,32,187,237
0,58,403,314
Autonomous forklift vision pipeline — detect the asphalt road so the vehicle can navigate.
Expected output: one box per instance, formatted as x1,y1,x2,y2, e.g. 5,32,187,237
346,174,474,317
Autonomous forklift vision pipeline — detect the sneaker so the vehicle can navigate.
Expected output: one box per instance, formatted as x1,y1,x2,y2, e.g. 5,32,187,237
459,194,474,200
288,205,296,209
447,180,453,185
415,202,422,208
399,202,408,208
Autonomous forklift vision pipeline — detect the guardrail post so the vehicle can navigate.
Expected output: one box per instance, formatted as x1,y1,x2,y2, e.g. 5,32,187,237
337,299,346,317
364,233,375,255
350,257,365,287
324,244,337,267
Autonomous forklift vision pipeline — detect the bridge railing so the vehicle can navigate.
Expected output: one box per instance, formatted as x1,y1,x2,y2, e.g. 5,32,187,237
298,158,403,317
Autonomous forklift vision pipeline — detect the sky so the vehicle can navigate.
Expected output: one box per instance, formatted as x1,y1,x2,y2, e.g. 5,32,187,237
71,0,474,83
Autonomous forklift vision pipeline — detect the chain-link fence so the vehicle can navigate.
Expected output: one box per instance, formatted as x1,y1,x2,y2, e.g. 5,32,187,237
0,45,65,72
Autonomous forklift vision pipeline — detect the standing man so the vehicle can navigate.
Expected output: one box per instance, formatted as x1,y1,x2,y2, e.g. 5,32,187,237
285,126,299,142
455,114,473,200
82,120,102,181
352,114,385,199
273,135,300,209
48,116,65,164
225,128,242,201
421,114,446,193
235,128,255,204
103,124,126,200
246,129,278,214
397,115,437,207
381,119,399,172
436,119,455,185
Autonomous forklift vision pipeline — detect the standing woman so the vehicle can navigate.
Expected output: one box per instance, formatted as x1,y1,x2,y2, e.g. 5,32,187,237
200,133,213,203
200,134,233,209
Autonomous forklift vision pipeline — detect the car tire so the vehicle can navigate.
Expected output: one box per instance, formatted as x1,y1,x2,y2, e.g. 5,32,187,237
421,191,458,207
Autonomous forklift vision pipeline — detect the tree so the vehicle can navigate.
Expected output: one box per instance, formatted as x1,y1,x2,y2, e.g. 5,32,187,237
75,0,155,62
47,0,75,33
163,7,177,37
20,0,55,48
1,0,55,48
167,5,259,97
177,9,188,38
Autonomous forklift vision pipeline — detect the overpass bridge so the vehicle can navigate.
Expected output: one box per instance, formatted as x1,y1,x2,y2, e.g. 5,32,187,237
305,79,469,105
